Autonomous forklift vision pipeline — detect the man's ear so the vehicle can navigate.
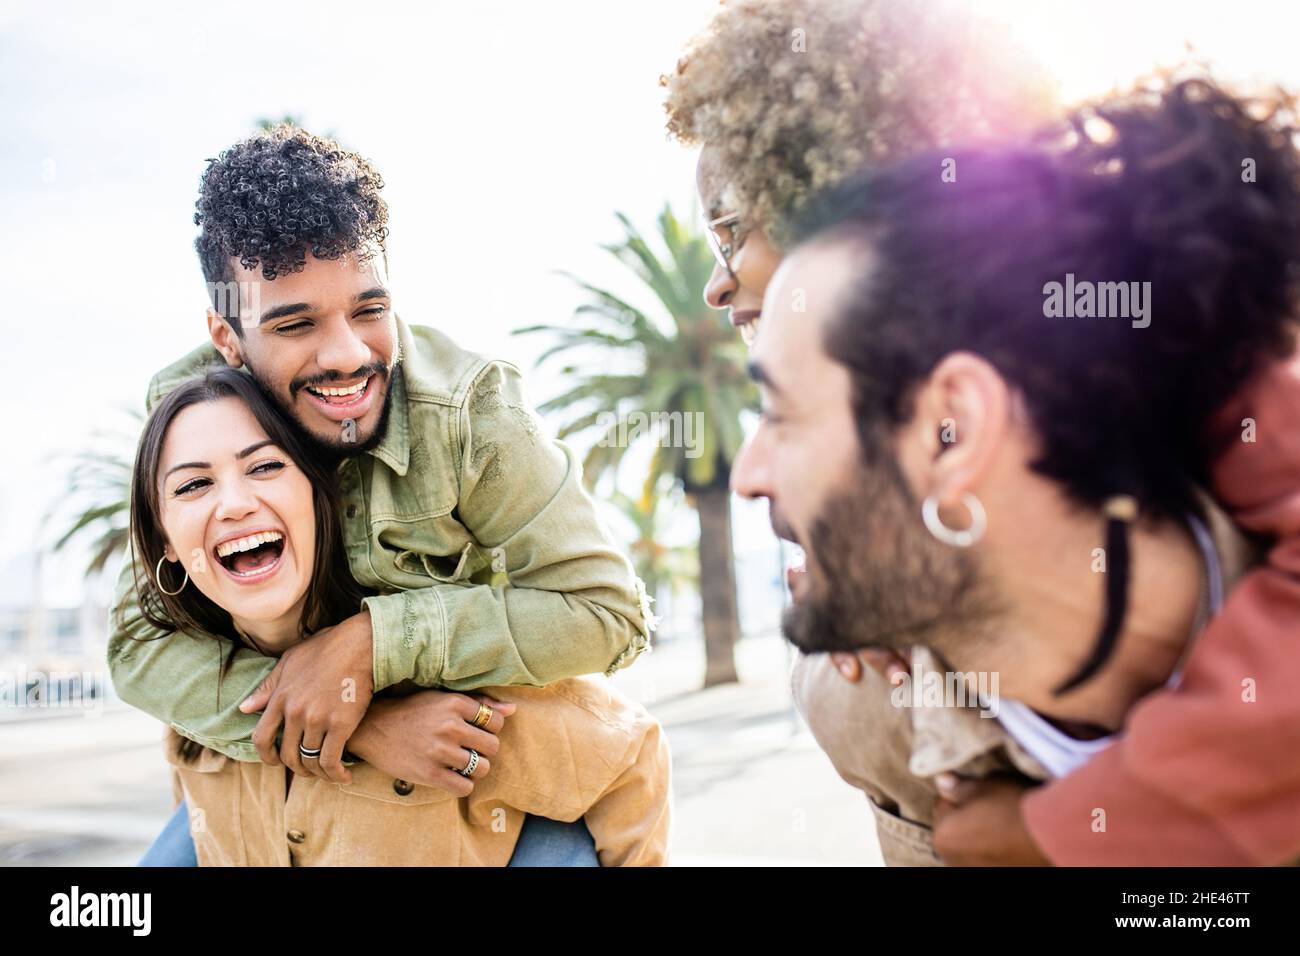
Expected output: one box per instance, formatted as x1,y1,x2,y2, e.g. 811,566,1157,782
207,309,245,369
910,351,1010,508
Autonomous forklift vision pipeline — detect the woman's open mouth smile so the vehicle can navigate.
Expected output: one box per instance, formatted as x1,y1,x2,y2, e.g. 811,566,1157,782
213,529,287,585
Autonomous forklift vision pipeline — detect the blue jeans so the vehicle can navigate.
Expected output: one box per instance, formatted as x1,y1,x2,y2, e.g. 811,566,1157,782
138,799,199,867
138,800,598,866
506,813,599,867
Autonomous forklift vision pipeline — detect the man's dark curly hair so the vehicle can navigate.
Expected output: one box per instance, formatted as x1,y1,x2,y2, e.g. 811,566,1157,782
793,73,1300,522
194,124,389,334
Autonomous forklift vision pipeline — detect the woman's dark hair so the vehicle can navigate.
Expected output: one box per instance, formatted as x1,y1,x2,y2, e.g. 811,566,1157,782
122,366,369,757
792,74,1300,689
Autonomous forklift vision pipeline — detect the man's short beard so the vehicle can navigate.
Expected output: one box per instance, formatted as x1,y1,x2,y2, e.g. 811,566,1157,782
781,432,1000,658
242,357,399,466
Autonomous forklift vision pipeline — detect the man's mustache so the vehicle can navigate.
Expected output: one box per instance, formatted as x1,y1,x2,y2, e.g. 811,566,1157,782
290,362,389,396
769,506,798,546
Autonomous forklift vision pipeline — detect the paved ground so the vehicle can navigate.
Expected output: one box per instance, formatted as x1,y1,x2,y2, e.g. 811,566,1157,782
0,633,882,866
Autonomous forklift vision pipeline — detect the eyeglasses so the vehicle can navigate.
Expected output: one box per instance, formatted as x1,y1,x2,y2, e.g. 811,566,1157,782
704,212,744,275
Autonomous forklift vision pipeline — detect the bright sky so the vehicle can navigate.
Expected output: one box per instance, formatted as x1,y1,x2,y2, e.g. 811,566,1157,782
3,0,1300,599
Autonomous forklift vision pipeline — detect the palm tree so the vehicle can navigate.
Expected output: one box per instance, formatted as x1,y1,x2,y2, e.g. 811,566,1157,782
47,409,141,579
257,114,303,130
257,115,340,141
605,478,699,645
515,203,757,686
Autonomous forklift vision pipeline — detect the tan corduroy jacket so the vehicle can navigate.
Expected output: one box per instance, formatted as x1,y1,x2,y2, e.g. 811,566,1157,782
165,676,672,866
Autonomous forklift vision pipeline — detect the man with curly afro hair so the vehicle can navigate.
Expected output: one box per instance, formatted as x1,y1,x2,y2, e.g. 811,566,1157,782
110,124,655,866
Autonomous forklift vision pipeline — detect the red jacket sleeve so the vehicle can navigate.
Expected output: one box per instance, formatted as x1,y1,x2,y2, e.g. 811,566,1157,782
1023,551,1300,865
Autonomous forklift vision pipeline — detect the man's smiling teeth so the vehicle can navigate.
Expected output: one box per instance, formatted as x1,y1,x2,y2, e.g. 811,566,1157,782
216,531,283,558
308,379,367,397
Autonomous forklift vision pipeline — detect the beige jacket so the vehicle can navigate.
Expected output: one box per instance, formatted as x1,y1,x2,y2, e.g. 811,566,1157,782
165,676,672,866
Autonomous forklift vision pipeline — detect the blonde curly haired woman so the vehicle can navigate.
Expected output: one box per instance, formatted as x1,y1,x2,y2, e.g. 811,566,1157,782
662,0,1056,346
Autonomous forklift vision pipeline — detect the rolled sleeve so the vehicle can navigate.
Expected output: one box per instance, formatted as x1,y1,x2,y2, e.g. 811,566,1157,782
407,360,650,689
362,588,448,691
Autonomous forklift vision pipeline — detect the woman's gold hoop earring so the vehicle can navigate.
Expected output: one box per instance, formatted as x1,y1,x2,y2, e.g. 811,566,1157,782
155,555,189,596
921,493,986,548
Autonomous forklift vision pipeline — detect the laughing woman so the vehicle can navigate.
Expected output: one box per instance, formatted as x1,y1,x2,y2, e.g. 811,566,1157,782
125,366,671,866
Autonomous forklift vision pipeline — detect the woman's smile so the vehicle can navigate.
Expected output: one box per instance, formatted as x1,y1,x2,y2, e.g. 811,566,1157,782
212,527,288,584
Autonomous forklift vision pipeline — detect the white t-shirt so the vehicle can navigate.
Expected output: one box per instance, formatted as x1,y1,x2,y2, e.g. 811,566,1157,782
994,512,1223,779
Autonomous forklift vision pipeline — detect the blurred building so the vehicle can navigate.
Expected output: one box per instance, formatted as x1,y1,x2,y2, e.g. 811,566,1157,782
0,549,115,719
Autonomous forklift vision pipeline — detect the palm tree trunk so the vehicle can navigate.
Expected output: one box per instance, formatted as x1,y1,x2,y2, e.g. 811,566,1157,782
693,473,740,686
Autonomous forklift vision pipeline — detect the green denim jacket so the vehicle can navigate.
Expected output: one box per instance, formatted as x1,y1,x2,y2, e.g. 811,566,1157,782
108,316,653,761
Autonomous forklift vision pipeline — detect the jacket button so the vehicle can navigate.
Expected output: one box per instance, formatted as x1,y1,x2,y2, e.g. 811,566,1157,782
345,504,358,519
287,829,306,844
393,779,415,796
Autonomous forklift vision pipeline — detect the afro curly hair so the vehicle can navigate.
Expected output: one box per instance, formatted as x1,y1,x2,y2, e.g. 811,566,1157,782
662,0,1057,245
194,124,389,332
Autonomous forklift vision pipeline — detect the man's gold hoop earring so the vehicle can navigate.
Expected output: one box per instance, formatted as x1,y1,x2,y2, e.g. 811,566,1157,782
155,555,189,596
921,493,986,548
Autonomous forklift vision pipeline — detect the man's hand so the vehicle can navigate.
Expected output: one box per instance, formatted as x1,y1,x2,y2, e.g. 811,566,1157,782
931,773,1052,866
238,610,375,783
346,690,518,796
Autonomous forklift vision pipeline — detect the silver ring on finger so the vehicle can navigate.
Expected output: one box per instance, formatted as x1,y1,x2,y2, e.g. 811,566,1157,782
458,749,479,778
299,744,323,760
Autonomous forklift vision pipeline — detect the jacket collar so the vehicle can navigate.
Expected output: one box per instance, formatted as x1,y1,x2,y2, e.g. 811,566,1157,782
360,316,414,477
